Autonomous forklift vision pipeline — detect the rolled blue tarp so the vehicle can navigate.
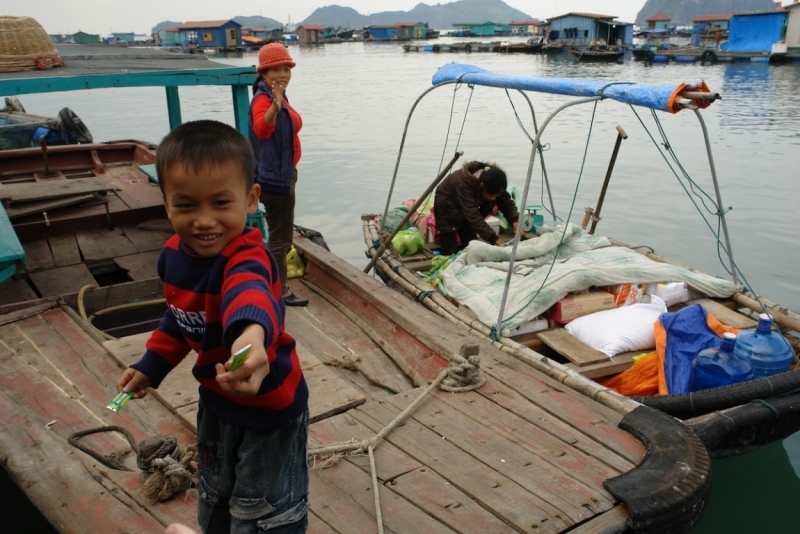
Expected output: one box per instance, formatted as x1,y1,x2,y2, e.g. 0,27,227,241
432,63,706,113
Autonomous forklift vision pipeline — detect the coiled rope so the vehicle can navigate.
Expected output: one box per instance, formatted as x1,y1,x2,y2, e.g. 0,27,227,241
68,426,198,502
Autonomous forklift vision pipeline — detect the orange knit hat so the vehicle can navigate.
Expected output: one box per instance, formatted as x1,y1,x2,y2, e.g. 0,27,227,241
257,43,296,72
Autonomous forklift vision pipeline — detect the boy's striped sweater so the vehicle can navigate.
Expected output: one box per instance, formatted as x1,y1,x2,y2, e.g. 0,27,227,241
131,227,308,430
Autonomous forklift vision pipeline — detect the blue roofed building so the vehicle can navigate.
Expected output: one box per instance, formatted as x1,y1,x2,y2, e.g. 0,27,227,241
177,20,241,48
725,10,787,52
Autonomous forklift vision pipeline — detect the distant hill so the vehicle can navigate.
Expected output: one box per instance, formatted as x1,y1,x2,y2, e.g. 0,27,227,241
151,15,283,35
635,0,780,26
300,0,534,30
152,21,182,33
231,15,284,30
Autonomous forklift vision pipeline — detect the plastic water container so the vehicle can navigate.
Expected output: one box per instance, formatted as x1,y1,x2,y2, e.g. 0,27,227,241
733,314,795,378
690,332,753,392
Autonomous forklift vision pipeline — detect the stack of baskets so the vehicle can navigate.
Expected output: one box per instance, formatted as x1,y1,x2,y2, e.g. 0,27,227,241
0,16,64,73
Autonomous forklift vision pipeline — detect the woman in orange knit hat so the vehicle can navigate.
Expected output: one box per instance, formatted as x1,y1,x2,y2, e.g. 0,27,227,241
248,42,308,306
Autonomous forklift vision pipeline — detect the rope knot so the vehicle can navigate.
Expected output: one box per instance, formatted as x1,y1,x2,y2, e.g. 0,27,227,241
440,342,485,392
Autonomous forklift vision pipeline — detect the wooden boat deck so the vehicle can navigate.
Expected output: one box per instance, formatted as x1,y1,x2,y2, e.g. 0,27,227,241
0,236,648,533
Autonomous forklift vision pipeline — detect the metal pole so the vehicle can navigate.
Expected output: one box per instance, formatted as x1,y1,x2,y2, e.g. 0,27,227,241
694,109,737,286
364,151,463,274
495,96,603,337
589,125,628,234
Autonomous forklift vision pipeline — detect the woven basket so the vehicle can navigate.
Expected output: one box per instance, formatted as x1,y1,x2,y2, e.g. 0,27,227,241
0,16,64,73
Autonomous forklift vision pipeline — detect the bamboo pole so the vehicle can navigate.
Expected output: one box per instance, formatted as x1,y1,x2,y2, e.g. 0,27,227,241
364,219,639,415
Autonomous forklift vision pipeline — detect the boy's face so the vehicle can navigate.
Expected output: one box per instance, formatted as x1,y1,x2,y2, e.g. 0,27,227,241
162,160,260,257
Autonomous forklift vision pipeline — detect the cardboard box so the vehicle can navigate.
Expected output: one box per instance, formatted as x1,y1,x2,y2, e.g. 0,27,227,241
645,281,690,307
550,291,615,323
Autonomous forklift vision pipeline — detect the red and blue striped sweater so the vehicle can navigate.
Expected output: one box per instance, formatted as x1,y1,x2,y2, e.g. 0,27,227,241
131,227,308,430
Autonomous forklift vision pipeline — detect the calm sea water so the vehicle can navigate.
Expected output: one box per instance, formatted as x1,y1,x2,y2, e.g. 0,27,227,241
17,38,800,531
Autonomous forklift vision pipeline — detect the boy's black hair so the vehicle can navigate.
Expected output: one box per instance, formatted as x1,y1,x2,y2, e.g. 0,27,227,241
156,120,254,192
481,167,507,195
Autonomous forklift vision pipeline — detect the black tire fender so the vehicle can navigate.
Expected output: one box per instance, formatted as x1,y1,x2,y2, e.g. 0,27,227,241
702,50,716,63
604,406,712,533
58,107,93,144
432,44,440,52
644,49,654,61
464,44,472,53
403,44,410,52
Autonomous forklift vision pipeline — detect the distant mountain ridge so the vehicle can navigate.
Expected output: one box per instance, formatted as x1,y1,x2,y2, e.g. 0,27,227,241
300,0,534,31
634,0,780,26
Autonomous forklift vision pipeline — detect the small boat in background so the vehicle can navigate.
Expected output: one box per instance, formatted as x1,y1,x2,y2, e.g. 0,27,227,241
0,97,92,150
571,48,626,62
492,41,544,54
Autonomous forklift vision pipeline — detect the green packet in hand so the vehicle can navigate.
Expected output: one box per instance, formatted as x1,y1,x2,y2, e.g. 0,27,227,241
229,344,251,372
107,390,134,413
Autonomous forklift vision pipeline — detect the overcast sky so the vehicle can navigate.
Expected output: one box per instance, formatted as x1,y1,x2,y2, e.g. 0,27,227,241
8,1,646,35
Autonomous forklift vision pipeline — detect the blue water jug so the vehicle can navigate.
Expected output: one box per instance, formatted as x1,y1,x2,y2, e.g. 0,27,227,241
733,314,795,378
690,332,754,392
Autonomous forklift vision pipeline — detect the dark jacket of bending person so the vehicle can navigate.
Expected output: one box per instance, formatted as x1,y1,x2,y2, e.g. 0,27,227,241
434,161,520,255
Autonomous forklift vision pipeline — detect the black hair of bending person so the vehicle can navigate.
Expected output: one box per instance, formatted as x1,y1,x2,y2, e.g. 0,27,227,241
481,167,507,195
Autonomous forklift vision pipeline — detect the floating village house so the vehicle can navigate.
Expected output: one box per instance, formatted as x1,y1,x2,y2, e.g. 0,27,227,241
242,26,283,42
645,14,672,30
296,24,323,44
692,14,732,34
786,2,800,53
176,20,241,48
157,27,180,46
509,20,542,35
394,21,427,39
111,32,135,43
451,21,497,36
546,12,633,46
724,10,787,53
71,31,99,44
364,24,397,40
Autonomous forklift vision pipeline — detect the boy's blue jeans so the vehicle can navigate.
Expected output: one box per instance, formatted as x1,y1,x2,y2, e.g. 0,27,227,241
196,404,309,534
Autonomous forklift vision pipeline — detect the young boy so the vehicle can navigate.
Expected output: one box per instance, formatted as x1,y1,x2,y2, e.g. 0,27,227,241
116,120,309,534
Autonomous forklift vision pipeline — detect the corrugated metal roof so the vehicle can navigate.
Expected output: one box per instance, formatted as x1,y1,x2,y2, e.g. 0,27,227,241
645,14,671,21
298,24,323,30
177,20,238,29
692,14,733,22
550,12,617,21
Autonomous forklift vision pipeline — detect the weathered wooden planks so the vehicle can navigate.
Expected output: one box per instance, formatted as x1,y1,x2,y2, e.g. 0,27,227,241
103,330,367,427
28,263,97,297
0,177,117,204
21,239,54,271
689,298,758,329
537,328,611,367
114,251,161,281
0,306,200,532
47,233,82,266
76,227,138,260
285,279,415,397
120,224,168,252
4,193,96,219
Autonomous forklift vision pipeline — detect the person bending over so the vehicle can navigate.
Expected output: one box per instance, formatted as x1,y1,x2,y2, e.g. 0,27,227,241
434,161,520,255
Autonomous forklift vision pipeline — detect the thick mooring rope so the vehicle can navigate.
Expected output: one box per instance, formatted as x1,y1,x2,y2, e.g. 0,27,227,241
308,343,484,534
68,426,197,502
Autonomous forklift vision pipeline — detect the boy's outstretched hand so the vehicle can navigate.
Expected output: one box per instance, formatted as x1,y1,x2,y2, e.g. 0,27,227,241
216,323,270,396
116,368,151,399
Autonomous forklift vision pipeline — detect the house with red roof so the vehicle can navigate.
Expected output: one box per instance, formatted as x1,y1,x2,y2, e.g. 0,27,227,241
546,12,633,46
645,14,671,30
297,24,323,44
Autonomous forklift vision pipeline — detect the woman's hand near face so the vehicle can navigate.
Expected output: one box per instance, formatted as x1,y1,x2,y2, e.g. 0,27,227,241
271,82,284,111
